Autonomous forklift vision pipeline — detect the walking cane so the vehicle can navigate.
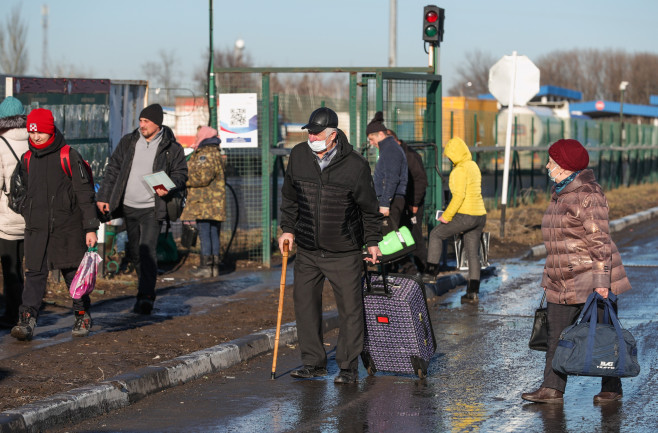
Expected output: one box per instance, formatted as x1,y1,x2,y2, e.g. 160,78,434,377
271,239,289,379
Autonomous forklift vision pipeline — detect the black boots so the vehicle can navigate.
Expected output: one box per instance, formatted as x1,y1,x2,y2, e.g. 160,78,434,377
212,255,222,277
11,310,37,341
191,255,213,278
421,263,439,284
461,279,480,304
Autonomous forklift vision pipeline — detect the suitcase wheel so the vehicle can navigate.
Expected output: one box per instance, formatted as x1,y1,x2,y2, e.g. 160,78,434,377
410,356,429,379
361,352,377,376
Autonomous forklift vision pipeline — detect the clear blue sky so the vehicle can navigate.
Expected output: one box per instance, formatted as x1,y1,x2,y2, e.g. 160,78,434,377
13,0,658,92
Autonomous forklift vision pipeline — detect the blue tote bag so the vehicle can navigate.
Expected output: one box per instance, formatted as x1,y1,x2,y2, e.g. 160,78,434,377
552,292,640,378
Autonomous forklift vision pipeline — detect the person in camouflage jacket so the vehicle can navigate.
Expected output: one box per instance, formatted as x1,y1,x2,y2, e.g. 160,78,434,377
180,126,226,277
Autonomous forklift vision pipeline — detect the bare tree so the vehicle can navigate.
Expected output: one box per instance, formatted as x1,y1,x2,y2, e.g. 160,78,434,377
193,47,258,95
49,61,95,78
0,5,29,75
536,48,658,104
142,50,181,106
447,49,496,97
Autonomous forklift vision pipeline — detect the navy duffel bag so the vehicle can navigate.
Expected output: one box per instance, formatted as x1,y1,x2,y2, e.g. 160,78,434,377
552,292,640,378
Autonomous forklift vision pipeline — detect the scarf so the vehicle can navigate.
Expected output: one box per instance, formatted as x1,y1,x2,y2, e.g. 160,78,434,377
555,170,581,194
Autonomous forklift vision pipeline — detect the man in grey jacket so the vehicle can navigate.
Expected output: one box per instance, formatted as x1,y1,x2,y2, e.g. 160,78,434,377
97,104,187,314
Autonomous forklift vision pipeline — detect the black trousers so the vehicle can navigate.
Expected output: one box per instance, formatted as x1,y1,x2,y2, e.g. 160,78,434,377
401,204,428,268
22,249,87,318
542,301,622,393
123,206,161,300
293,249,363,370
382,195,406,231
0,238,24,321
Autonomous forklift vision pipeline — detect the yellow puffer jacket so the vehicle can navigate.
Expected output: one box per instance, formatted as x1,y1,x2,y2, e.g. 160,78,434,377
442,137,486,221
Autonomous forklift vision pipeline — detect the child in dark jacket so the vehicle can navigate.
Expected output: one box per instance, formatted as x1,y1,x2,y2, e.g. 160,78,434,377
11,108,99,341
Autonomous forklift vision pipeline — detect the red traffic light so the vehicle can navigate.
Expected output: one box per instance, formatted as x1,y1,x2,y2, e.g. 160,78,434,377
422,5,445,44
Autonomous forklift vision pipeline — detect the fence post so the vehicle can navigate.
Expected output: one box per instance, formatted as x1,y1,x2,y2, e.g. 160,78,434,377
360,75,369,149
530,116,535,190
271,94,280,241
349,72,357,148
261,73,271,268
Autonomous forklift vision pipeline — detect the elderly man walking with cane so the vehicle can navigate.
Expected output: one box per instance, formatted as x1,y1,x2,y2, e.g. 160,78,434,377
278,107,381,384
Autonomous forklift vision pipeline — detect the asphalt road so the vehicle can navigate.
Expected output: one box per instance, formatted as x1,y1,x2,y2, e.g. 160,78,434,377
53,218,658,433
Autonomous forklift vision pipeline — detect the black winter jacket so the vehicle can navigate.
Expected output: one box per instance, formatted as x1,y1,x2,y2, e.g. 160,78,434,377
21,130,99,270
280,131,382,256
96,126,188,221
400,141,428,207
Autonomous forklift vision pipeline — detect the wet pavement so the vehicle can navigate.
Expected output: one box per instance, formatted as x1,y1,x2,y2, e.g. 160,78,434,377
0,267,293,361
51,219,658,432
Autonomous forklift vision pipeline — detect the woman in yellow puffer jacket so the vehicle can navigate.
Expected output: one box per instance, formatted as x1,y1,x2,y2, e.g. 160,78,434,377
424,137,486,303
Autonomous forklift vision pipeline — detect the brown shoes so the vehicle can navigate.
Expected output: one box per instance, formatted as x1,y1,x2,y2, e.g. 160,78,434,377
523,388,622,404
593,391,622,404
521,387,564,404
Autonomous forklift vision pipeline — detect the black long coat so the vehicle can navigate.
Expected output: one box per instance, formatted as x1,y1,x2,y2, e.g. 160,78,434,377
21,130,98,270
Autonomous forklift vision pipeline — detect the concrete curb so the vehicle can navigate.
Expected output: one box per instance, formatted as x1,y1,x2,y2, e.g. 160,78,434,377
0,313,339,433
0,266,468,432
524,206,658,259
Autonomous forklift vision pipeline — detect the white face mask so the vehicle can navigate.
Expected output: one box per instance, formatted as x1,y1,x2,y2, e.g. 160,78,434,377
548,165,560,183
308,137,327,153
307,131,333,153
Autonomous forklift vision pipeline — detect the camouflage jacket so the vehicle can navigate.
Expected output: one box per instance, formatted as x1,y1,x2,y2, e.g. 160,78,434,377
180,138,226,221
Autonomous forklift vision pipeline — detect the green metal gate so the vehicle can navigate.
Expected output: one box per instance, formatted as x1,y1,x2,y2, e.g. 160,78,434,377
214,66,444,267
357,72,444,236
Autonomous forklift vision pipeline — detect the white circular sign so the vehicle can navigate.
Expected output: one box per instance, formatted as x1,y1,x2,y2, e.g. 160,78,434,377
488,54,540,106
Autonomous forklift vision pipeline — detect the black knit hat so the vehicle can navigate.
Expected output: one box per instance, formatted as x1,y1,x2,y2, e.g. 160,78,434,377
366,111,387,135
139,103,163,127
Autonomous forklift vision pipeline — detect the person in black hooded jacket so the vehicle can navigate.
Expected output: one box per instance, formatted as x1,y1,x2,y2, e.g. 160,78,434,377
11,108,98,341
96,104,187,315
278,107,382,384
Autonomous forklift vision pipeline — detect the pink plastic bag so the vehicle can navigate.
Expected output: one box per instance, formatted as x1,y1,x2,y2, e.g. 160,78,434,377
69,250,103,299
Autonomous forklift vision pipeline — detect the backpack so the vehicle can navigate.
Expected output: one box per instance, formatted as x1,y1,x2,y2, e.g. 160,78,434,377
1,136,27,214
7,144,94,214
23,145,94,184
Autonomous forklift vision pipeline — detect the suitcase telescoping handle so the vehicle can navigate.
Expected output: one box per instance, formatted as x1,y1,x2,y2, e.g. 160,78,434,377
362,260,391,296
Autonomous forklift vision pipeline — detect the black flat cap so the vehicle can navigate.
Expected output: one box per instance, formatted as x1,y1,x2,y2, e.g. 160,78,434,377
302,107,338,134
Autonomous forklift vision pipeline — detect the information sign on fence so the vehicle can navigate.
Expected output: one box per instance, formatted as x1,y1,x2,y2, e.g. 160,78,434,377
219,93,258,148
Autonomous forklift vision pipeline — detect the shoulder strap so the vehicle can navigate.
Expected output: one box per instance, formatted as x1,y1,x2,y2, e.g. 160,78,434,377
24,150,32,172
0,136,20,162
60,144,73,177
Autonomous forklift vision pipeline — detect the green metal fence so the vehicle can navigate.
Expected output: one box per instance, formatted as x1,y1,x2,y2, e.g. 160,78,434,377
215,67,658,267
214,67,435,267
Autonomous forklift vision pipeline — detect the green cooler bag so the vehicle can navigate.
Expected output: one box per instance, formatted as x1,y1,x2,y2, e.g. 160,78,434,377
378,226,416,263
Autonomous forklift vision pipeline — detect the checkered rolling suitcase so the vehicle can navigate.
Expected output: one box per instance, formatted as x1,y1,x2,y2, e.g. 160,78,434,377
361,263,436,378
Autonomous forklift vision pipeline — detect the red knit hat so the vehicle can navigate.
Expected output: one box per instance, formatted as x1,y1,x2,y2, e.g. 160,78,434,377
27,108,55,134
548,139,589,171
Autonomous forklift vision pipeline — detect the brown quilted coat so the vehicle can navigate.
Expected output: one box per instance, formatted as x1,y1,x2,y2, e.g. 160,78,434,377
541,169,631,304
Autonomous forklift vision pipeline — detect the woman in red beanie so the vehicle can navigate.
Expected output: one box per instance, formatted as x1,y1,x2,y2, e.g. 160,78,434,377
522,138,632,404
10,108,99,341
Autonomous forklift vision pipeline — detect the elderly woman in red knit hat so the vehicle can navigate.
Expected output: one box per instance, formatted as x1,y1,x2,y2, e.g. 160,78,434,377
10,108,99,341
522,139,632,405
